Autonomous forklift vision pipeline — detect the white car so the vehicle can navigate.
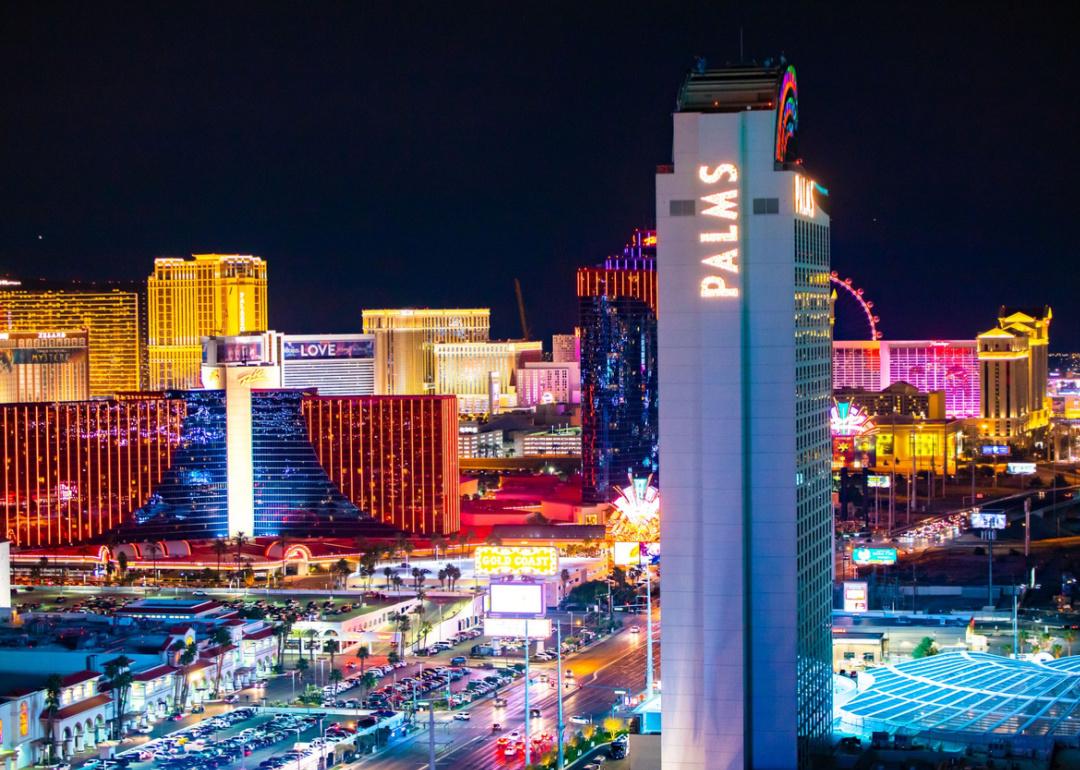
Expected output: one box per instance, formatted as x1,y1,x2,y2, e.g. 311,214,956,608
629,625,641,634
453,712,471,721
569,714,591,725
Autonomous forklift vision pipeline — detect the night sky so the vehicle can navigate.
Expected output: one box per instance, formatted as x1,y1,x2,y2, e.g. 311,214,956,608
2,4,1076,348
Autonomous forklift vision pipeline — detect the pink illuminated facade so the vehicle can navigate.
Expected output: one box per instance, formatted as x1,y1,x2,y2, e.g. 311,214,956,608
833,340,979,418
515,361,581,407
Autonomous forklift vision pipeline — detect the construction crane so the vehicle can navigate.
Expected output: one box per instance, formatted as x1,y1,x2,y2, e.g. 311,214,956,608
514,278,531,341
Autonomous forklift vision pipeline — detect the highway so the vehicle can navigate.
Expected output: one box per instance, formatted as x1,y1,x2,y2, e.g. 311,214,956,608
355,615,655,770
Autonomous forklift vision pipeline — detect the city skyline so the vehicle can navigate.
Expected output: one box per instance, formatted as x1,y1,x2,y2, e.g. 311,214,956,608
1,5,1077,348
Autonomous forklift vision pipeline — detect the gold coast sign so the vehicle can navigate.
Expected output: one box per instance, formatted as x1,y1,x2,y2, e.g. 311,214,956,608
698,163,740,299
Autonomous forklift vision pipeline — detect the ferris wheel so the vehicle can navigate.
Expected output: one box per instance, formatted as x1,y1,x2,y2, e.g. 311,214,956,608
830,271,882,341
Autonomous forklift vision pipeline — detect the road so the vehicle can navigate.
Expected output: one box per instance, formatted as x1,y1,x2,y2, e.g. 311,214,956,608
355,616,655,770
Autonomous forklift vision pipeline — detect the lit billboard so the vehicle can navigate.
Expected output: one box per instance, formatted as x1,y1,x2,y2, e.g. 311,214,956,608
474,546,558,577
1007,462,1036,475
487,582,545,616
613,541,642,566
282,337,374,360
981,445,1011,457
866,474,891,489
971,511,1006,529
217,337,265,364
843,581,869,613
483,617,552,640
851,547,897,566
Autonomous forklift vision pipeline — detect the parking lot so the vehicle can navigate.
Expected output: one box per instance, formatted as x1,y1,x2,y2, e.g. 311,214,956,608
101,707,392,770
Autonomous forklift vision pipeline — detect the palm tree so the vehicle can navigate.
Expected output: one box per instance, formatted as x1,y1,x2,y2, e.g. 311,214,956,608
560,568,571,597
102,655,134,739
44,673,63,764
117,551,129,582
357,645,370,676
232,531,248,583
446,565,461,591
328,669,343,695
210,627,232,697
438,568,448,589
391,612,411,657
296,656,309,678
392,574,404,592
361,671,379,698
419,621,433,651
430,533,447,561
176,642,198,712
1065,629,1076,656
324,638,341,671
212,538,229,583
394,534,408,562
333,559,352,589
1053,643,1065,658
273,624,288,672
305,629,319,664
144,542,163,585
383,566,395,590
387,650,400,668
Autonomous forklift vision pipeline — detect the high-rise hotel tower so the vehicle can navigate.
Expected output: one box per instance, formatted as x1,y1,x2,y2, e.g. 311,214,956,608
148,254,268,389
657,64,833,768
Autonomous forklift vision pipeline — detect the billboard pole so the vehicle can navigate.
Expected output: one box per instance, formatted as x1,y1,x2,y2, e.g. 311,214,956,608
524,617,531,766
645,562,654,697
556,620,565,770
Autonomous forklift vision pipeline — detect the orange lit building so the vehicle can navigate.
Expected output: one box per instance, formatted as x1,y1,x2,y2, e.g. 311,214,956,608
301,395,460,535
0,396,185,546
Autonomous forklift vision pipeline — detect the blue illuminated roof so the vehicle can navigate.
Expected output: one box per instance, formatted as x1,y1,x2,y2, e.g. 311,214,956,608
841,651,1080,739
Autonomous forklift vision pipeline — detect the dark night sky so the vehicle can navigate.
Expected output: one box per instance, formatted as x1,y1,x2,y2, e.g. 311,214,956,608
2,4,1077,348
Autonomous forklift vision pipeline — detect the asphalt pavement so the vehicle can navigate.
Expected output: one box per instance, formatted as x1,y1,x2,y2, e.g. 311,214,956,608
355,615,655,770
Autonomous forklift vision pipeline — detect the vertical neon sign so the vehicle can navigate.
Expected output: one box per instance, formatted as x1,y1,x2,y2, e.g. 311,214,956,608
698,164,740,299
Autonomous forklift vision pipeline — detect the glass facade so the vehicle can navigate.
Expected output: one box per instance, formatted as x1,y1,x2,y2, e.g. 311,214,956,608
252,390,365,535
135,390,230,538
577,230,658,503
794,218,835,758
0,396,185,546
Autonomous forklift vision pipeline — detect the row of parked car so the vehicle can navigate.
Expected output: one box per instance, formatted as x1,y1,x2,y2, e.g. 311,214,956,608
421,626,484,655
320,659,409,706
124,709,318,770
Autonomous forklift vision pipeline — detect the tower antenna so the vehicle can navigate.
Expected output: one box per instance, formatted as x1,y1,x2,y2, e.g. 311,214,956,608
739,26,744,63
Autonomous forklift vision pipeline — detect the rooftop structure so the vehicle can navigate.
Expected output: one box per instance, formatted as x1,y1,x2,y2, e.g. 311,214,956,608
840,652,1080,753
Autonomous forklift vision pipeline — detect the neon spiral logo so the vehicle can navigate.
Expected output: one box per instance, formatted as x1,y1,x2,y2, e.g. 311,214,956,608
775,66,798,164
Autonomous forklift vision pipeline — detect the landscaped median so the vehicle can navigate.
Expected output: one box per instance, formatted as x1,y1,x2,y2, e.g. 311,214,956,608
524,721,630,770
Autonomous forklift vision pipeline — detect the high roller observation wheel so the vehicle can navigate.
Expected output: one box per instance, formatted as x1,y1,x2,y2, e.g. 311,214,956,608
830,272,881,341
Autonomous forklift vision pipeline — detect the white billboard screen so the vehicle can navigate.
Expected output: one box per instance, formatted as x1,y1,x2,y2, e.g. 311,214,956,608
613,541,641,566
1007,462,1036,475
971,511,1006,529
483,617,552,640
843,581,869,613
488,583,544,616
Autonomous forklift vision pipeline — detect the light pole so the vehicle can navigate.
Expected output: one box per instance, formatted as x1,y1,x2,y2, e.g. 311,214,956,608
556,619,565,770
645,564,655,698
428,701,436,770
524,618,531,767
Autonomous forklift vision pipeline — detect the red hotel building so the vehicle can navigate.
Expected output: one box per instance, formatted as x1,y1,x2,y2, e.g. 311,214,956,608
301,394,460,535
0,396,185,546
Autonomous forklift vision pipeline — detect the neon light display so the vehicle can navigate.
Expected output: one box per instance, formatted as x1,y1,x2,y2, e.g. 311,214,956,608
698,163,740,298
830,272,882,340
608,475,660,543
474,545,559,577
775,66,798,164
794,174,815,217
830,400,874,437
